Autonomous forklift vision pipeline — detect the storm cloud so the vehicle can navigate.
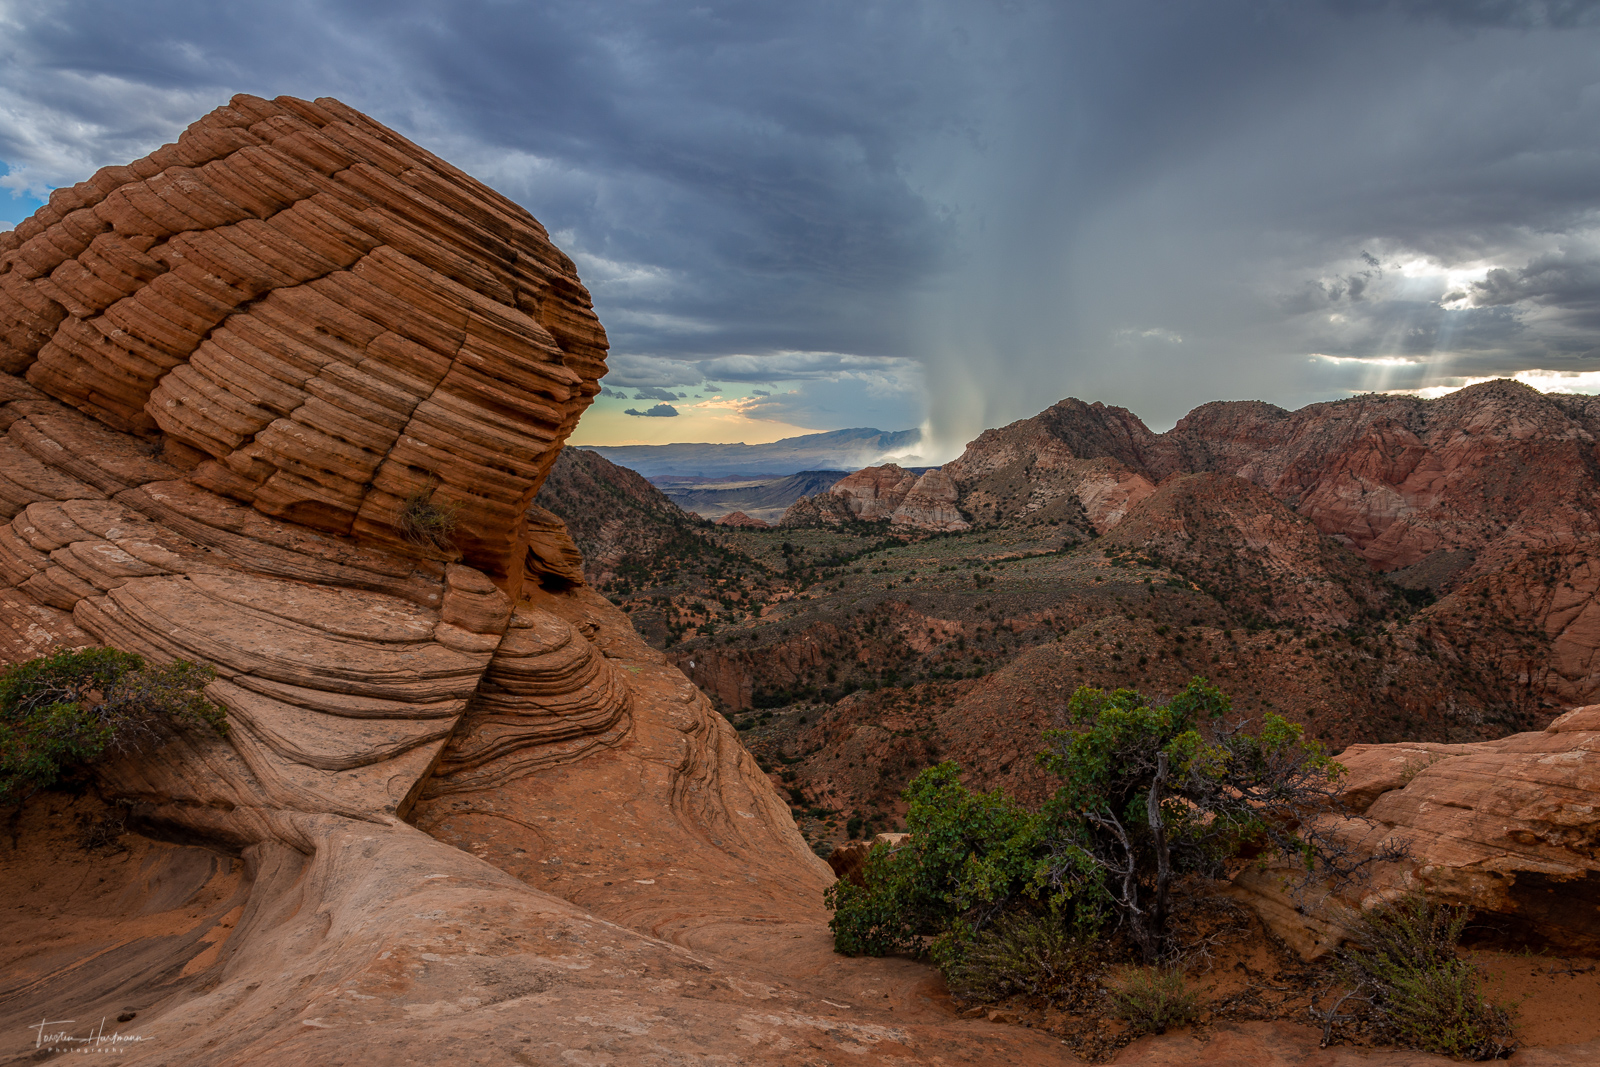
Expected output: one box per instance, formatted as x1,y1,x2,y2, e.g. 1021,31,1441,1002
2,1,1599,450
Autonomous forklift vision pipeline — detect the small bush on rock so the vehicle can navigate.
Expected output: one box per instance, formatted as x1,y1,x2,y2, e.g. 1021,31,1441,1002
398,490,458,549
1335,895,1516,1060
1037,678,1378,963
0,648,225,806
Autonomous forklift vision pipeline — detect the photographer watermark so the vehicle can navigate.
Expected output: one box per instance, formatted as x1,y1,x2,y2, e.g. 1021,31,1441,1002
30,1015,150,1055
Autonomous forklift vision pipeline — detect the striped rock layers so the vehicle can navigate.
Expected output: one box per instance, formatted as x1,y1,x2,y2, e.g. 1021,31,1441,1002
0,92,604,587
1231,706,1600,959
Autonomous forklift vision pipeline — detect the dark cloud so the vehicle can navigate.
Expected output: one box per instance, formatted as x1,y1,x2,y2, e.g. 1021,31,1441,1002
629,387,681,402
1469,253,1600,322
624,403,679,417
1328,0,1600,28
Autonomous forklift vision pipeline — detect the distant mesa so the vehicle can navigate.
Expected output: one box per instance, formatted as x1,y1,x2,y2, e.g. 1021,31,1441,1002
579,426,922,478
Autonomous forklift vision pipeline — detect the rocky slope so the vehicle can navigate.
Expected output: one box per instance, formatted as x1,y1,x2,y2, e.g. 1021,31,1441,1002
530,445,720,587
5,94,1596,1067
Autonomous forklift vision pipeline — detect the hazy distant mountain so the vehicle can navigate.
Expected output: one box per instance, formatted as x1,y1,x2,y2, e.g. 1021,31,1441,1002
579,427,922,478
658,470,851,522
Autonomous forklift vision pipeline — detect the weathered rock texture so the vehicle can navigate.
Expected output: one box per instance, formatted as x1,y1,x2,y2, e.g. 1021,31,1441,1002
777,382,1600,710
1,91,605,587
1231,706,1600,960
1096,472,1395,628
831,463,918,520
945,383,1600,580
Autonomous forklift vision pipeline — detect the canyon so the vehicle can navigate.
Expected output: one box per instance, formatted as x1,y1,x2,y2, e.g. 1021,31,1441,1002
577,384,1600,856
0,93,1596,1066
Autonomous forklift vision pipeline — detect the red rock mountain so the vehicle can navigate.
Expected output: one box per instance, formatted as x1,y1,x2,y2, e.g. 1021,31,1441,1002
944,383,1600,579
767,383,1600,718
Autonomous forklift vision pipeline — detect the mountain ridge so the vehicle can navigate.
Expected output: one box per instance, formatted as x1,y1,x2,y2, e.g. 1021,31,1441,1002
579,426,922,477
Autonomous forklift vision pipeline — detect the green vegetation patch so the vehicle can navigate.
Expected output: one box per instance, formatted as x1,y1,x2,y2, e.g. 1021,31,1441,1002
0,648,226,806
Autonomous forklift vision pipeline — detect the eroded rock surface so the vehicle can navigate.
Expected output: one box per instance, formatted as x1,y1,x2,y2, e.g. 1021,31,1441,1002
1231,707,1600,959
930,383,1600,578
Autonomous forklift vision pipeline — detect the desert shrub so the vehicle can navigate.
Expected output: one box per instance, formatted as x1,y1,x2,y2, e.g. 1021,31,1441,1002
1337,895,1515,1059
1037,678,1366,962
825,762,1057,957
0,648,225,806
398,490,458,548
1107,966,1200,1034
942,911,1093,1003
827,677,1376,983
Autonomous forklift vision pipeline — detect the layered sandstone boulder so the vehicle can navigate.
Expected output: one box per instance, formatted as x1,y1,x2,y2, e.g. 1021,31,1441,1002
1,91,605,588
1232,707,1600,958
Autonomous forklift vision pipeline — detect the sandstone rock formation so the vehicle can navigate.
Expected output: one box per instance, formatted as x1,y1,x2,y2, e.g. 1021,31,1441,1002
1,94,607,589
716,509,769,528
946,382,1600,579
890,469,971,532
9,94,1599,1067
781,463,909,525
780,463,972,531
898,381,1600,709
1230,706,1600,959
832,463,919,519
